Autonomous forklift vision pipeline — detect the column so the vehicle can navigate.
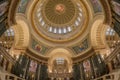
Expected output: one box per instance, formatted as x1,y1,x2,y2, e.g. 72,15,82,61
40,64,48,80
67,77,69,80
51,77,54,80
36,64,41,80
107,62,113,72
23,56,29,78
14,77,17,80
81,62,85,80
0,73,5,80
92,54,99,78
7,63,13,72
25,58,30,80
97,53,107,75
0,54,3,67
73,64,80,80
90,57,95,79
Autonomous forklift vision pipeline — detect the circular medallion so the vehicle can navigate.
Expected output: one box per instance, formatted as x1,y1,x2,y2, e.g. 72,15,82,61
55,4,65,14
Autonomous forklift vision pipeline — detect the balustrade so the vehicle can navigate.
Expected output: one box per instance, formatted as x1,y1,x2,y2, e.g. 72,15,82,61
0,67,25,80
94,69,120,80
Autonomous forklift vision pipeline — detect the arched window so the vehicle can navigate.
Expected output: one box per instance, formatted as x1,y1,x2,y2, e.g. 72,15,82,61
67,26,72,32
4,28,14,37
106,27,115,36
105,26,120,51
0,28,15,51
56,58,65,64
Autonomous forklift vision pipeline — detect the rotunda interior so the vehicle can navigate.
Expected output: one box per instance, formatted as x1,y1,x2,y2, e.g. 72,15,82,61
0,0,120,80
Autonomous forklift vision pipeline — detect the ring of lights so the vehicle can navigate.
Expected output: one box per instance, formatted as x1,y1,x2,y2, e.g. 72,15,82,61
32,0,89,42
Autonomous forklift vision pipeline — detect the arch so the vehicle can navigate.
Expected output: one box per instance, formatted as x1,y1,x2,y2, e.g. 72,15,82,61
47,48,73,73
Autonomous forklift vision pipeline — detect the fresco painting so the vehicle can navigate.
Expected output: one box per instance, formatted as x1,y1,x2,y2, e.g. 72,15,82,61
89,0,102,13
17,0,29,13
72,39,89,54
31,39,48,55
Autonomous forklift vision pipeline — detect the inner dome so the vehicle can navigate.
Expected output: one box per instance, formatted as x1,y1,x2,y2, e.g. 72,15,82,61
43,0,76,24
32,0,87,42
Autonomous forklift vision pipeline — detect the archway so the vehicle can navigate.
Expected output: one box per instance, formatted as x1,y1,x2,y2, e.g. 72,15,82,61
48,48,72,73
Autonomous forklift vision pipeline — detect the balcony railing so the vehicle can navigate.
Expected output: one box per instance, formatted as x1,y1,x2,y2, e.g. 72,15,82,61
0,66,25,80
48,73,72,78
94,69,120,80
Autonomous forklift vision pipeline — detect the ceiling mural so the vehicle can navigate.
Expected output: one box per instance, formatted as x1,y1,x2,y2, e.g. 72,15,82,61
70,39,89,54
31,39,49,55
36,1,83,35
32,0,88,42
17,0,29,13
43,0,76,25
89,0,102,13
15,0,105,56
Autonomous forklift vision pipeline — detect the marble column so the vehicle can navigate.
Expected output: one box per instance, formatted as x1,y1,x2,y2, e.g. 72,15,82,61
107,62,113,72
23,56,29,78
7,63,12,72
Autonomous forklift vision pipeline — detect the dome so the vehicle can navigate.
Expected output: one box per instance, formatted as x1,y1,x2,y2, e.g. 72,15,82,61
32,0,87,42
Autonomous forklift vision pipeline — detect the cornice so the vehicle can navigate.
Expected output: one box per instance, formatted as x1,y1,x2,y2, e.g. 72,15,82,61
26,49,48,64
